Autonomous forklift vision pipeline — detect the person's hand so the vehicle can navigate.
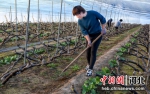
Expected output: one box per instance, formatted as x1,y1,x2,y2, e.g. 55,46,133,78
102,28,107,35
87,41,92,47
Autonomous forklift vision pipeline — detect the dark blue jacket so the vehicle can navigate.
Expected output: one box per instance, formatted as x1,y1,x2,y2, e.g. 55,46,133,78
78,10,106,36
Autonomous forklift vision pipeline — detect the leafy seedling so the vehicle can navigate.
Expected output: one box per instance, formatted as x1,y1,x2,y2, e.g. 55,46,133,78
82,77,100,94
118,47,127,53
125,42,131,48
71,65,80,71
96,67,111,76
108,59,118,68
0,38,3,43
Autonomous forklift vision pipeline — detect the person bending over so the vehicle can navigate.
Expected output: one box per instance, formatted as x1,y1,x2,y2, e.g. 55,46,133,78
72,5,106,76
107,18,113,28
114,19,123,31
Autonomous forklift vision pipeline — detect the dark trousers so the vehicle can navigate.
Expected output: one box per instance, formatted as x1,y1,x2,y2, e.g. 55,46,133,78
107,22,111,27
115,26,118,30
86,33,102,70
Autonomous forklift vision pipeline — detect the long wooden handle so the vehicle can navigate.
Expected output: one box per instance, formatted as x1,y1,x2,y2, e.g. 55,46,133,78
60,33,103,75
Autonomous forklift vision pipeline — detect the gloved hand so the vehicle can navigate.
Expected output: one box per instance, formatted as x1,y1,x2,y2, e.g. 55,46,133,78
101,28,107,35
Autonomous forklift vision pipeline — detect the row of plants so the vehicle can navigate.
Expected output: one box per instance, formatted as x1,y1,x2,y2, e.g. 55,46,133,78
82,61,117,94
0,38,79,67
0,32,53,43
0,40,79,65
0,55,19,66
0,48,46,66
0,24,139,45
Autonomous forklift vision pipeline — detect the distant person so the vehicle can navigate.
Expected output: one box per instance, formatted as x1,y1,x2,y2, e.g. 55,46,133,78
72,5,106,76
107,18,113,28
114,19,123,30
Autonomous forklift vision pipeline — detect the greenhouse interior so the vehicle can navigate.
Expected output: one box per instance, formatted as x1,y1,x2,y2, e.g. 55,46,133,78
0,0,150,94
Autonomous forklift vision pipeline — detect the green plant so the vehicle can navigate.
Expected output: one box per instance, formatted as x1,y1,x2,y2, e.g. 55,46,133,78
29,52,33,55
10,55,18,61
40,33,48,37
118,47,127,53
4,56,12,64
69,39,77,45
118,57,126,61
71,65,80,71
0,55,18,65
60,42,67,46
47,63,58,69
0,83,3,87
134,32,139,36
96,67,111,76
11,37,18,41
82,77,101,94
116,52,123,56
108,59,118,68
29,35,34,38
0,38,3,43
34,48,45,54
40,33,44,37
81,37,85,41
43,33,48,36
0,30,3,33
130,38,136,43
82,67,112,94
124,42,131,48
0,59,5,65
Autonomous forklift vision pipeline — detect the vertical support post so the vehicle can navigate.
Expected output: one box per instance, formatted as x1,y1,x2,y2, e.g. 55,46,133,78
80,0,82,5
92,0,95,10
15,0,18,32
63,2,65,30
56,0,63,55
9,6,12,24
21,12,23,23
51,0,53,33
24,0,31,65
37,0,41,42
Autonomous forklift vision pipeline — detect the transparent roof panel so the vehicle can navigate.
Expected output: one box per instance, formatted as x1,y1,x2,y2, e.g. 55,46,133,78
0,0,149,24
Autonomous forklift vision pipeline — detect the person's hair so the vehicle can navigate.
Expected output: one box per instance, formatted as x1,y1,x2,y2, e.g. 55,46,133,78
120,19,123,22
72,5,86,16
110,18,112,21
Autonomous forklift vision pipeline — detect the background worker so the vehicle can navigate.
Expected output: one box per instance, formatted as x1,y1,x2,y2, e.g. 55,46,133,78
114,19,123,31
107,18,113,28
